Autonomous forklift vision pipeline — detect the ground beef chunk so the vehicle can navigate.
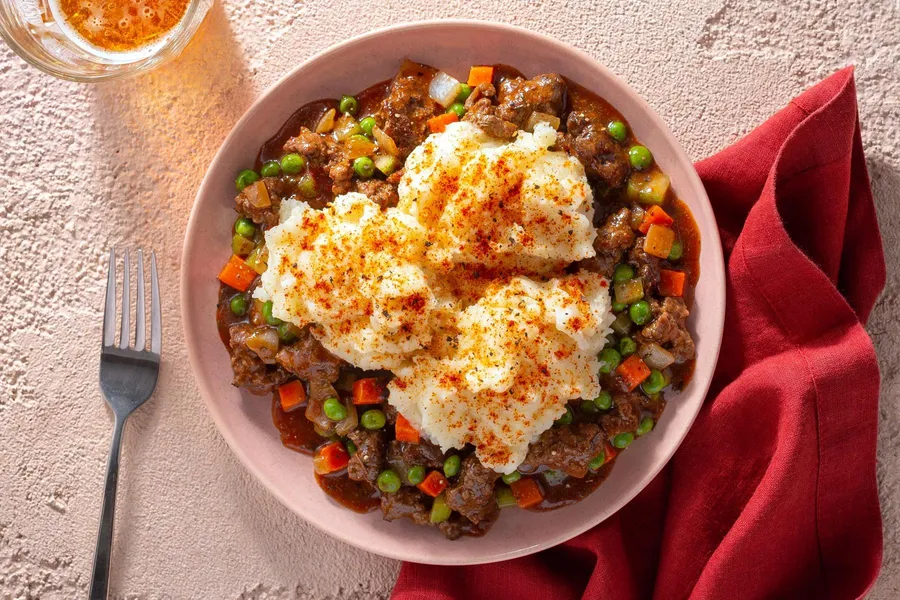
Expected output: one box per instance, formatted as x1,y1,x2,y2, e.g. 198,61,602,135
444,455,499,524
438,506,499,540
601,392,644,437
234,177,287,228
328,158,353,195
578,208,636,277
378,60,440,158
637,297,695,363
346,429,386,485
628,242,661,295
355,179,399,208
496,73,567,127
275,331,346,432
381,487,431,525
557,111,631,188
283,127,329,162
520,422,607,478
387,439,445,484
227,324,290,395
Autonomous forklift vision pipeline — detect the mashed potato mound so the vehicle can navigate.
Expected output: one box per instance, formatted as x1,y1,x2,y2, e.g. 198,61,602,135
258,122,614,472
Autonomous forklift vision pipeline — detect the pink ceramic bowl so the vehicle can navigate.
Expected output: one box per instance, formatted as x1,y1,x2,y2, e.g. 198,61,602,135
182,20,726,565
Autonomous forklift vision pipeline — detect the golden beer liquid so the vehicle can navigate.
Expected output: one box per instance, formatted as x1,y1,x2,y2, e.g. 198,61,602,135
55,0,190,52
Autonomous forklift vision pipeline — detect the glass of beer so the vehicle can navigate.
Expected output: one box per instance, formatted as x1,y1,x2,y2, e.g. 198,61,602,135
0,0,213,81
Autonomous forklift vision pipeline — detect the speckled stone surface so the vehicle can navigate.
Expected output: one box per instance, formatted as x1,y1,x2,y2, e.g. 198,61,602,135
0,1,897,598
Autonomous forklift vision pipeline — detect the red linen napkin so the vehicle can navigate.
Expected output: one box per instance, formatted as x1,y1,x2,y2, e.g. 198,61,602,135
392,67,885,600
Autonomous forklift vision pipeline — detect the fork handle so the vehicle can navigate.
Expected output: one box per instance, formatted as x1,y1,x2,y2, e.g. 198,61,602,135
89,415,126,600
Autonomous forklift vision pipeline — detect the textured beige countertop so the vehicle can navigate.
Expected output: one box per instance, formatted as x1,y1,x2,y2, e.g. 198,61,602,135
0,1,898,598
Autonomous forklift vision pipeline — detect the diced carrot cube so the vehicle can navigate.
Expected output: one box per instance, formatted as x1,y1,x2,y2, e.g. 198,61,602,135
659,269,686,297
638,206,674,234
417,470,448,497
616,354,652,391
352,378,383,405
395,413,420,444
278,380,306,412
427,112,458,133
313,442,350,475
510,477,544,509
467,66,494,87
217,254,258,292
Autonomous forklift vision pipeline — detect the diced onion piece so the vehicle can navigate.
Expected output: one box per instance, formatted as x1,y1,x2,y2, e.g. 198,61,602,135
627,171,671,205
525,111,561,132
315,108,336,133
639,343,675,370
243,180,270,208
334,400,358,437
245,244,268,275
245,327,280,357
614,278,644,305
374,154,398,175
428,71,462,108
332,114,362,141
630,206,645,230
372,125,400,157
610,312,632,337
345,135,377,159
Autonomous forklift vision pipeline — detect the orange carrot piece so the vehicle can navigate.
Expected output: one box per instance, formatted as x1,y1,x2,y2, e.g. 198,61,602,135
217,254,258,292
427,112,458,133
638,206,674,234
395,413,420,444
313,442,350,475
643,224,676,259
616,354,652,391
510,477,544,509
467,66,494,87
352,378,383,405
659,269,686,297
278,380,307,412
603,441,618,464
417,470,448,497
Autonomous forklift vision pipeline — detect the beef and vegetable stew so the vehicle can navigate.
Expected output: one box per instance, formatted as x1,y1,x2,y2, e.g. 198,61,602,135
215,61,700,539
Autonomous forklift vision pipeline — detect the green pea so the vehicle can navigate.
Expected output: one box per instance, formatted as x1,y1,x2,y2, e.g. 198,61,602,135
629,300,652,325
298,173,317,198
229,294,249,316
613,432,634,449
345,439,358,455
581,399,600,414
447,102,466,118
619,336,637,356
361,409,386,430
377,469,401,493
277,322,299,343
280,153,306,175
668,239,684,261
554,405,574,426
443,455,461,477
260,160,281,178
599,348,622,374
261,300,282,326
352,156,375,179
629,145,653,171
501,471,521,484
430,493,452,522
588,452,606,471
234,217,256,239
456,83,473,102
607,120,627,142
612,301,627,313
323,397,347,421
359,116,377,137
642,370,667,394
496,485,517,509
636,416,655,436
339,94,358,115
613,263,635,283
407,465,426,485
594,390,612,411
235,169,259,191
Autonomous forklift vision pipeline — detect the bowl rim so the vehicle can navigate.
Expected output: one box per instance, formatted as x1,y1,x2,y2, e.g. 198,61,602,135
181,18,726,565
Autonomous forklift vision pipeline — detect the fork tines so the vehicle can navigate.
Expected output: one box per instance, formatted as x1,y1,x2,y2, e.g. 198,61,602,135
102,249,161,354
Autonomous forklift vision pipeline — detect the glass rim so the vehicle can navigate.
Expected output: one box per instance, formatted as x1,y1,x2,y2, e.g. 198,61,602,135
0,0,206,82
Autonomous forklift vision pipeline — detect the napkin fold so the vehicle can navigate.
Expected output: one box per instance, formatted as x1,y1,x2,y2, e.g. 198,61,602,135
392,67,885,600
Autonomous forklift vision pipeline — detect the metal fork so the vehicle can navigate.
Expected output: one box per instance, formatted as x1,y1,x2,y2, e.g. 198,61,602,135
89,249,161,600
